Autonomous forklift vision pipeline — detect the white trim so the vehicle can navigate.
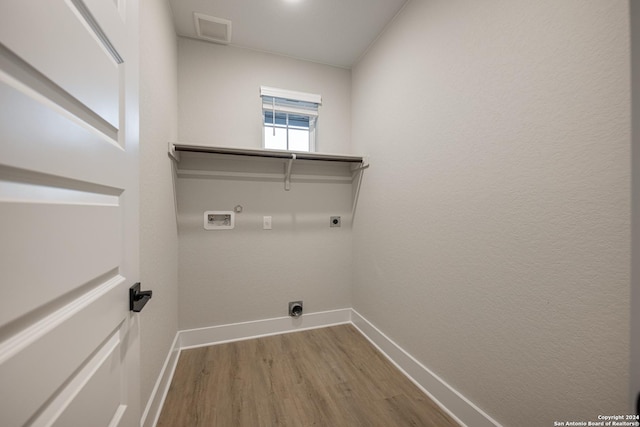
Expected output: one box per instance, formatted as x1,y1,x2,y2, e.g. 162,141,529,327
260,86,322,105
140,333,181,427
351,309,502,427
179,308,351,350
262,102,319,117
141,308,500,427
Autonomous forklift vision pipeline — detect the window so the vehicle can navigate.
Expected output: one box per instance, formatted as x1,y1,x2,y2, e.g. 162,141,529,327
261,86,321,152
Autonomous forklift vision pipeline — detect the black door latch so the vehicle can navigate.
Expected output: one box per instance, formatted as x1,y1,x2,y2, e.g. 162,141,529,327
129,282,152,312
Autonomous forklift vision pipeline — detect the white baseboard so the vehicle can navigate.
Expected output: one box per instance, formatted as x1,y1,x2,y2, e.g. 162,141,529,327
142,308,500,427
351,309,501,427
178,308,352,350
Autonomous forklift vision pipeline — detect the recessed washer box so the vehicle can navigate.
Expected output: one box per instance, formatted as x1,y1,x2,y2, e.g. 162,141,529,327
204,211,234,230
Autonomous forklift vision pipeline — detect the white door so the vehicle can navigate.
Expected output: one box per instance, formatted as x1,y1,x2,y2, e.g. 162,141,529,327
0,0,141,426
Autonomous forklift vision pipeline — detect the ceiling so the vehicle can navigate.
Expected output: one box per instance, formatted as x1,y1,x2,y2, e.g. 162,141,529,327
168,0,408,69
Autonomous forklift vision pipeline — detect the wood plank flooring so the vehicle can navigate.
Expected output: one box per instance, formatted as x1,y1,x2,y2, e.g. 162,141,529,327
157,324,460,427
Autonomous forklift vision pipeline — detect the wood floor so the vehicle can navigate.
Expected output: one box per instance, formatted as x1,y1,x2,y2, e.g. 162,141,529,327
157,324,460,427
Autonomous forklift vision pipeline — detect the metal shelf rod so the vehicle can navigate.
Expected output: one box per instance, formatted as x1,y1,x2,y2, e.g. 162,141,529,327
170,143,365,163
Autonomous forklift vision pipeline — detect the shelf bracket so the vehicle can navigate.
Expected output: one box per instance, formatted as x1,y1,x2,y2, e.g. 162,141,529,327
284,153,296,191
351,156,370,173
168,142,180,162
351,163,370,173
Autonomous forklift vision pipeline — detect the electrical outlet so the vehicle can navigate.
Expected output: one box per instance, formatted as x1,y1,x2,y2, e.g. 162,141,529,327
263,216,272,230
330,216,341,227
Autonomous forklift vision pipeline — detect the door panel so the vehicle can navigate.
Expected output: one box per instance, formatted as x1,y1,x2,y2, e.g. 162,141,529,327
0,275,127,426
0,202,120,326
27,325,127,427
47,330,124,427
0,0,139,425
0,51,123,182
0,0,121,128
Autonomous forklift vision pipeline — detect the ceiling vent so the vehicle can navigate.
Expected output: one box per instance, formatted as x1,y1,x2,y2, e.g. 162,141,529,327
194,13,232,45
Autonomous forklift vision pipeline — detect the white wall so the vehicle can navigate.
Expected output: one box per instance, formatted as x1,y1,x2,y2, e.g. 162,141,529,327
177,38,352,154
176,157,354,329
351,1,631,425
176,42,353,329
139,0,179,408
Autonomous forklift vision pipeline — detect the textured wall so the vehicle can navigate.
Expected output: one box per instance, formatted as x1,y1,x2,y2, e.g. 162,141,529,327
176,156,353,329
351,1,631,425
177,38,351,154
139,0,179,408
